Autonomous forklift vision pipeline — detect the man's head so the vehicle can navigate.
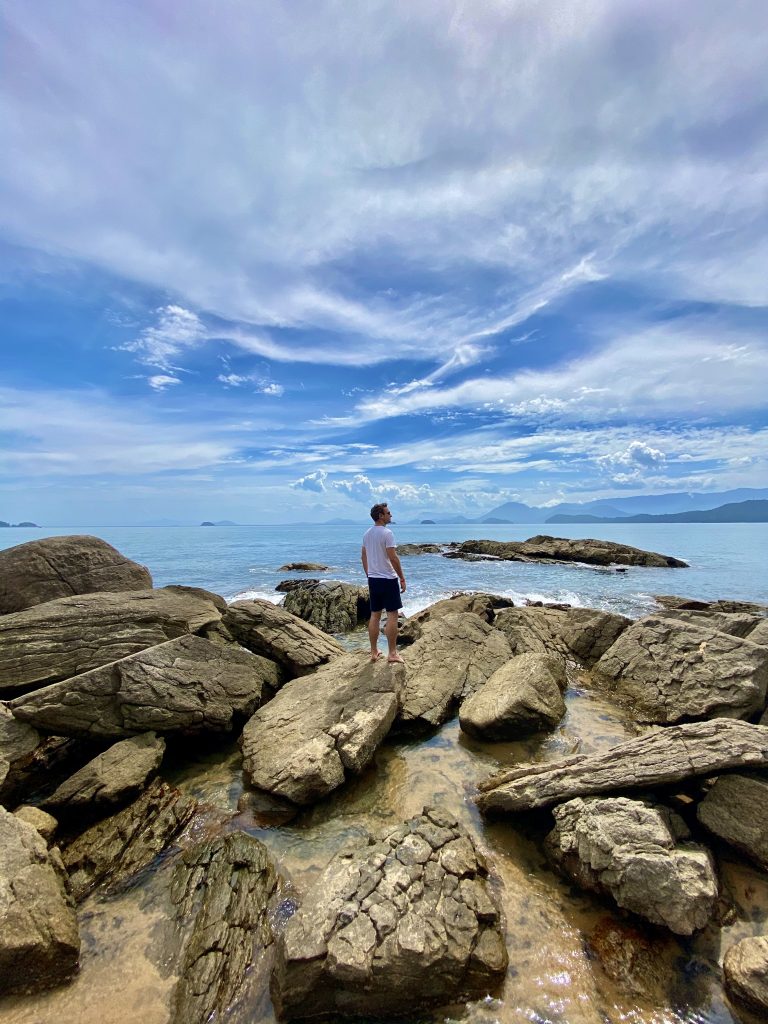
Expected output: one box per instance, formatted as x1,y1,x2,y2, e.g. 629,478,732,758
370,502,391,524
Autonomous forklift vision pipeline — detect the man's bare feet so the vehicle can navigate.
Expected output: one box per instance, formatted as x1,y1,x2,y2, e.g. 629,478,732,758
370,650,382,662
387,653,405,664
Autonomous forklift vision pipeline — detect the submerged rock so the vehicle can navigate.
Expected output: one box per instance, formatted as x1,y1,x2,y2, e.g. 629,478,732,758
459,652,567,740
271,807,507,1019
723,935,768,1017
546,796,718,935
697,773,768,871
224,598,344,676
453,535,688,568
283,580,370,633
0,534,152,615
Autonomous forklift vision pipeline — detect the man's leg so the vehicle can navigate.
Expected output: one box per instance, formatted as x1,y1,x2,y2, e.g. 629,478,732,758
369,610,382,660
385,609,404,663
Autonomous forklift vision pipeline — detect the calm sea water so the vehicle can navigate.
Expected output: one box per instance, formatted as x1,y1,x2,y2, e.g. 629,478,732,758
2,522,766,617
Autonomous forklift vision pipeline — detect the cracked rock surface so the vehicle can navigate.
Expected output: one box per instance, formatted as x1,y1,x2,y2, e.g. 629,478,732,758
42,732,165,810
241,653,401,804
170,831,281,1024
656,608,764,638
455,535,688,568
697,773,768,871
723,935,768,1016
398,592,514,646
494,605,630,666
282,580,370,634
546,796,718,935
594,616,768,723
271,807,507,1019
0,703,41,802
459,652,567,739
224,598,344,676
0,806,80,994
477,720,768,813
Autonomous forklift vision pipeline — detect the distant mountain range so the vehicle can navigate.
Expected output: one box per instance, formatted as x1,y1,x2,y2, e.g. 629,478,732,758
548,499,768,524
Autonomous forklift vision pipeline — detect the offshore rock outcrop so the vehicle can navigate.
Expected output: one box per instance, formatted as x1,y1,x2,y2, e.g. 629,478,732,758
453,535,688,568
282,580,370,634
224,598,344,676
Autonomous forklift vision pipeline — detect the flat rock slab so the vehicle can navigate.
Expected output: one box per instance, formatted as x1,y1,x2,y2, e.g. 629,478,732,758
697,773,768,871
224,598,344,676
477,720,768,814
0,588,224,693
170,831,281,1024
493,605,630,666
10,634,279,738
460,653,567,740
241,653,401,805
399,614,512,730
399,592,514,646
42,732,165,811
271,807,507,1019
724,936,768,1017
455,535,688,568
61,777,197,901
656,608,763,638
0,806,80,995
283,580,370,634
594,616,768,723
0,534,152,614
546,796,717,935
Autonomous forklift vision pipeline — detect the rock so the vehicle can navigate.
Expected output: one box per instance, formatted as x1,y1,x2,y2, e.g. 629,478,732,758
748,620,768,646
656,595,768,616
13,805,58,842
224,598,344,676
477,720,768,814
283,580,370,633
696,773,768,871
0,734,85,811
170,832,281,1024
0,703,40,801
459,653,567,740
0,534,152,615
61,777,197,901
723,935,768,1017
545,796,717,935
0,588,223,694
454,535,688,568
276,578,319,593
396,543,445,555
10,635,279,738
241,653,401,805
271,808,507,1019
398,614,512,730
42,733,166,811
593,616,768,723
398,592,514,645
279,562,330,571
0,806,79,994
657,608,763,638
494,605,631,666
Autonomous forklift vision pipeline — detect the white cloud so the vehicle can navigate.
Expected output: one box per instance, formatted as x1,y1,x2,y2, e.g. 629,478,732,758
259,382,284,396
291,470,328,493
597,441,666,472
146,374,182,391
217,373,284,395
123,306,205,370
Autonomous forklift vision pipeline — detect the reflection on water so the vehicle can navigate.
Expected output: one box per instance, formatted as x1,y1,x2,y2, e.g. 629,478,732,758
1,668,766,1024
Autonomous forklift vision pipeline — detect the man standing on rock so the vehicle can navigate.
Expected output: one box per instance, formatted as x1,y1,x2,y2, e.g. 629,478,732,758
361,503,406,664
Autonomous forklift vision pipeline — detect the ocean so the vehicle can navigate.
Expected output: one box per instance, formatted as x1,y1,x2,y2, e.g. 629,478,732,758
2,521,766,616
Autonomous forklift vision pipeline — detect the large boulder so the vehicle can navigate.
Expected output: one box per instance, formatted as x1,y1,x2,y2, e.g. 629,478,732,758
224,598,344,676
459,653,567,740
493,605,630,665
170,832,281,1024
696,773,768,871
454,535,688,568
42,733,165,811
10,635,279,738
282,580,370,634
398,614,512,730
545,796,717,935
477,720,768,814
0,806,80,994
0,534,152,615
723,936,768,1017
0,588,224,693
656,608,763,638
593,616,768,723
241,653,401,805
0,703,40,803
398,592,514,645
748,620,768,646
271,808,507,1019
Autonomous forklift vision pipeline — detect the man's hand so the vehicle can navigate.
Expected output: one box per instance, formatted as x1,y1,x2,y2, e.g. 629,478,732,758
399,576,406,593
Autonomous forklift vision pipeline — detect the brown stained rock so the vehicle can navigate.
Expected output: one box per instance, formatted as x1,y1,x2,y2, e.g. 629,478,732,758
656,608,763,638
0,534,152,614
13,805,58,842
282,580,370,634
697,773,768,871
271,808,507,1019
396,543,445,556
0,588,224,693
459,653,567,740
493,605,631,666
10,634,279,738
241,653,401,805
455,535,688,568
0,807,80,994
593,616,768,723
0,703,40,803
42,733,165,810
61,777,197,901
224,598,344,676
398,592,514,646
723,935,768,1017
749,620,768,646
477,720,768,814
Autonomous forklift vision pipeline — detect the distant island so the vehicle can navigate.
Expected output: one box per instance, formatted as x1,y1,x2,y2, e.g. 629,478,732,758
200,520,238,526
547,499,768,524
0,521,40,528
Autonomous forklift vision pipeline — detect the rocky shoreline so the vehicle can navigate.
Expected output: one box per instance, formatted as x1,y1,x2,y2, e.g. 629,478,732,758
1,534,768,1022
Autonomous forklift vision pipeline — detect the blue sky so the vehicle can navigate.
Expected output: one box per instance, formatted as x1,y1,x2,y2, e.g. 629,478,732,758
1,0,767,525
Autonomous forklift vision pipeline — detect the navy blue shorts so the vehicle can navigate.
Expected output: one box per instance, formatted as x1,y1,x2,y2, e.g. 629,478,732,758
368,576,402,613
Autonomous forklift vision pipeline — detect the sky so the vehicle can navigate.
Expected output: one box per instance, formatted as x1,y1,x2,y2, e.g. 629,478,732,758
1,0,767,525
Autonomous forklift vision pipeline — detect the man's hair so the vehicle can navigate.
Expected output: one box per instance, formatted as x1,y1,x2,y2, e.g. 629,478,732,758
370,502,388,522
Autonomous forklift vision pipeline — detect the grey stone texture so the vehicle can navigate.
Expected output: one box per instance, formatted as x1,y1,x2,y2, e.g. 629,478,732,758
723,935,768,1017
13,805,58,842
696,773,768,871
398,592,514,646
224,598,344,676
656,608,763,638
459,652,567,739
454,535,688,568
282,580,370,634
0,703,40,802
43,732,166,810
493,605,630,665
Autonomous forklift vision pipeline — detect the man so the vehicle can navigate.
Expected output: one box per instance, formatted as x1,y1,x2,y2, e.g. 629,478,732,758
361,502,406,664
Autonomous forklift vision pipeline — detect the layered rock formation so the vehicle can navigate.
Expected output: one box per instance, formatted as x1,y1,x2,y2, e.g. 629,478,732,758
42,733,166,810
224,598,344,675
452,535,688,568
282,580,370,633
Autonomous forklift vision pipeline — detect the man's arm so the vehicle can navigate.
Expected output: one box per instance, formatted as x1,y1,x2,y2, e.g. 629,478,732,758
361,545,368,576
387,548,406,592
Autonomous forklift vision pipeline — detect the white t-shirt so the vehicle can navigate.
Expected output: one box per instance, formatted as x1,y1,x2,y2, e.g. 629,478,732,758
363,525,398,579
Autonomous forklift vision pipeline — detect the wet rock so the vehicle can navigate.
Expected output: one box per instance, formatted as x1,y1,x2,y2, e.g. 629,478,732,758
224,598,344,677
656,596,768,616
241,653,401,805
399,592,514,646
279,562,329,571
283,580,370,633
459,653,567,740
0,703,40,802
399,614,512,730
723,935,768,1017
10,635,278,738
546,796,718,935
494,605,631,666
396,543,445,555
697,773,768,871
276,578,319,593
0,734,86,811
587,918,677,1001
170,831,281,1024
0,588,224,693
0,534,152,615
42,733,165,811
477,720,768,814
14,805,58,842
0,806,80,994
454,535,688,568
594,616,768,723
271,808,507,1019
61,777,196,901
